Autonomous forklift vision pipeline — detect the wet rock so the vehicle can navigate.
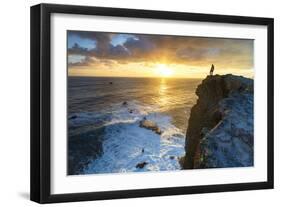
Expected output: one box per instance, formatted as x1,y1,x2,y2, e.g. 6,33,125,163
136,162,148,169
139,119,162,135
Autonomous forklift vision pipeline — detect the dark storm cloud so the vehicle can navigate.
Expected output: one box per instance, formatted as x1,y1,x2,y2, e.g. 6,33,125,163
124,37,155,53
68,31,111,56
68,31,131,60
68,43,94,56
109,44,130,57
68,31,253,69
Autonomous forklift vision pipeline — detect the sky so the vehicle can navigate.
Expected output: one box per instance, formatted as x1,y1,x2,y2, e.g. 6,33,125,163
67,31,254,78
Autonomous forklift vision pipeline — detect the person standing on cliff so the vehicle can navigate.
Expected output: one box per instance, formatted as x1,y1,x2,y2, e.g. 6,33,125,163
210,64,214,76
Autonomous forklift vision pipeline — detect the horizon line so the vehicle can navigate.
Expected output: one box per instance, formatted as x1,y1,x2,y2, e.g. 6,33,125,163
67,75,205,79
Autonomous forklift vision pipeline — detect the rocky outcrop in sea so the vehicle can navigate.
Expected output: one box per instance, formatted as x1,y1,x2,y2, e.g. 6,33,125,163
182,74,254,169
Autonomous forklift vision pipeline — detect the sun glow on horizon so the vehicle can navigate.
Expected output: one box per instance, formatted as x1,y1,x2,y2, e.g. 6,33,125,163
154,64,174,77
68,31,254,79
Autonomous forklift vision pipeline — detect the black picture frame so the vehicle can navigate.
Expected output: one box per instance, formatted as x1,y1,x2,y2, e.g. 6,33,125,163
30,3,274,204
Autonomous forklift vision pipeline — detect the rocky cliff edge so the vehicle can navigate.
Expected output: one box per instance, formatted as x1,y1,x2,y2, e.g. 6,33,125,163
182,74,254,169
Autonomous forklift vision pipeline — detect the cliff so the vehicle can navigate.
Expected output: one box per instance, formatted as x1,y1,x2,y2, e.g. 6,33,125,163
182,74,253,169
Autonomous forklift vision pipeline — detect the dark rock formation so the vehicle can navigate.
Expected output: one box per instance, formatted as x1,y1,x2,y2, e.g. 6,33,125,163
136,162,148,169
182,74,253,169
139,119,162,135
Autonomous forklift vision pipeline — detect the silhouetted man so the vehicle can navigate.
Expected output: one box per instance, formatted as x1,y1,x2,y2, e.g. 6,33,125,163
210,64,214,76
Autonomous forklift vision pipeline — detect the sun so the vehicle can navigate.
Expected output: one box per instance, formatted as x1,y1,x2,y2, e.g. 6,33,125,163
155,64,174,77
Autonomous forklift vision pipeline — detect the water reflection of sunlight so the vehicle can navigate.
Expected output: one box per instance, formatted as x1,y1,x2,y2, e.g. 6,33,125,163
159,79,167,94
158,78,170,108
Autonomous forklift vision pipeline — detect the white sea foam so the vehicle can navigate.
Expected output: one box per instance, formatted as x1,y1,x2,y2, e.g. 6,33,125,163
68,100,157,128
80,101,185,174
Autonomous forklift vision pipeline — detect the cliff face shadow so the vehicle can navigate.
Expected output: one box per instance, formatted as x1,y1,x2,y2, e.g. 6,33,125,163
182,74,254,169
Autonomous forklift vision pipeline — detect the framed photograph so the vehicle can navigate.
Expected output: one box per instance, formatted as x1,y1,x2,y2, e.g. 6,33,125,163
30,3,274,203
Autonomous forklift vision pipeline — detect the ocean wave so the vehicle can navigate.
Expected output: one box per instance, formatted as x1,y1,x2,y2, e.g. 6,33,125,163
68,100,157,128
83,122,185,174
68,101,186,174
76,102,185,174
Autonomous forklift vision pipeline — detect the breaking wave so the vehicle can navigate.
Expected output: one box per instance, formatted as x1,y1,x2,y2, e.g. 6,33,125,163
68,100,185,174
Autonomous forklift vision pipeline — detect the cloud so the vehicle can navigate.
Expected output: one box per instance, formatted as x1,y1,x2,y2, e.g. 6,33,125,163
67,31,253,70
68,43,94,56
68,55,93,67
109,44,130,57
176,47,221,61
124,37,155,53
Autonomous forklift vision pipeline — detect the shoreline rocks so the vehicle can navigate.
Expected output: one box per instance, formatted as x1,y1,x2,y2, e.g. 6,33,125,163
139,119,162,135
136,162,148,169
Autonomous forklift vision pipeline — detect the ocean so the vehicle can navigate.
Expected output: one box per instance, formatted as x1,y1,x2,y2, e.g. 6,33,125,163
67,77,201,175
